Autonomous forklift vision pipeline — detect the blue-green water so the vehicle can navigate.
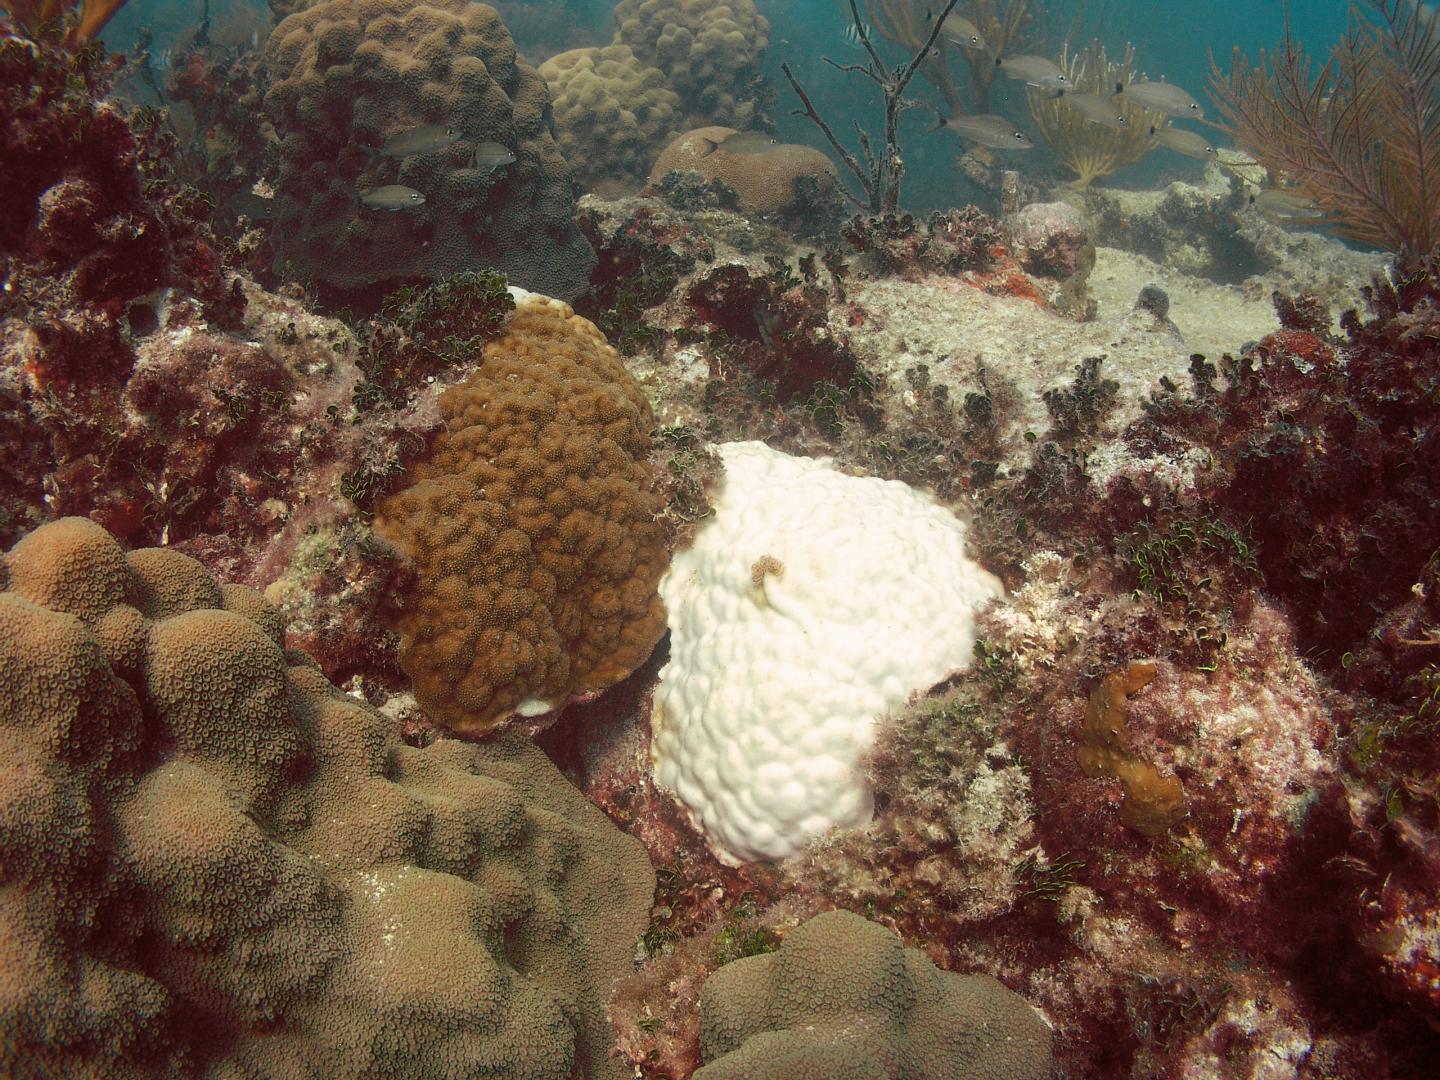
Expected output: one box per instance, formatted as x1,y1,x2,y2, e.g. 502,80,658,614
98,0,1355,211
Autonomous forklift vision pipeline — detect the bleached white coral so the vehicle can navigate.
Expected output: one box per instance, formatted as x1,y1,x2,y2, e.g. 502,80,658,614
650,441,1002,864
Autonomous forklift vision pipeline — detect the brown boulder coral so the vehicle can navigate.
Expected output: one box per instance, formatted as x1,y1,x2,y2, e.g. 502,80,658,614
613,0,769,129
0,516,655,1079
649,126,839,215
694,910,1054,1079
262,0,594,299
373,289,669,737
539,43,681,192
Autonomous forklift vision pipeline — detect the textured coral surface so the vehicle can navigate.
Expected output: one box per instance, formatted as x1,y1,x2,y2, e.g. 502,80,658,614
649,127,840,215
539,43,679,192
263,0,594,298
375,290,668,736
0,516,654,1079
612,0,769,129
694,910,1053,1079
652,441,1002,864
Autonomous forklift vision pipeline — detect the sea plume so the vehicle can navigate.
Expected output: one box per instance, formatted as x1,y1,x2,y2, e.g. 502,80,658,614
1027,41,1166,186
1211,0,1440,265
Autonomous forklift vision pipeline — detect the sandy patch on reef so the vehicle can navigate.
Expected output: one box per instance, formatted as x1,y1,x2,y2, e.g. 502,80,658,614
1089,246,1278,360
841,271,1194,453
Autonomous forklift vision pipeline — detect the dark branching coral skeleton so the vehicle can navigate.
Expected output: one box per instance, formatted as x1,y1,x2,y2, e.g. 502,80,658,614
1212,0,1440,264
856,0,1036,114
784,0,964,213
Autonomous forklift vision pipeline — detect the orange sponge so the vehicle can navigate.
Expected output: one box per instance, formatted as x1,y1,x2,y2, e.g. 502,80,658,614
1077,661,1186,836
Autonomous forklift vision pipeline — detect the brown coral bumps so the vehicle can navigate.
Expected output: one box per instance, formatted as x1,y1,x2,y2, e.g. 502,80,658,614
374,291,669,736
694,910,1053,1079
263,0,594,299
0,516,655,1079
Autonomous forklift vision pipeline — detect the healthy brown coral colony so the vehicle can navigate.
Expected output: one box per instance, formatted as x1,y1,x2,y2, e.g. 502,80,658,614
0,517,655,1079
693,910,1054,1080
648,127,840,215
1212,0,1440,266
612,0,770,129
538,43,680,193
262,0,595,300
373,293,668,738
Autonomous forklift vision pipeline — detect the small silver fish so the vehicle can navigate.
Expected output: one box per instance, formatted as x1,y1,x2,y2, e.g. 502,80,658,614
996,54,1069,89
842,22,872,48
1151,125,1216,160
1250,188,1327,220
701,131,781,155
360,184,426,210
469,141,517,170
938,13,986,50
933,113,1034,150
380,124,461,158
1063,92,1130,128
1115,80,1204,118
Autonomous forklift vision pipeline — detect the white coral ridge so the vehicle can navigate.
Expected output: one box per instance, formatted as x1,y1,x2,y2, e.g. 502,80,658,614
651,441,1003,864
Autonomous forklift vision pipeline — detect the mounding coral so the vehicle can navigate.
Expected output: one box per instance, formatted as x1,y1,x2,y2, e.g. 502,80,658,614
652,441,1002,864
538,43,680,192
649,127,839,216
694,909,1053,1079
373,288,669,737
262,0,594,299
0,516,655,1078
612,0,770,129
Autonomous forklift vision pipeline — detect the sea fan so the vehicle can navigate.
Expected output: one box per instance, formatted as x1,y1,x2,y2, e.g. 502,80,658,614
1211,0,1440,264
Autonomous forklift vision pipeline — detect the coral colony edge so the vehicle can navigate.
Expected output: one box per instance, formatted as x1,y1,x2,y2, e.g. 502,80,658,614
3,0,1440,1077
